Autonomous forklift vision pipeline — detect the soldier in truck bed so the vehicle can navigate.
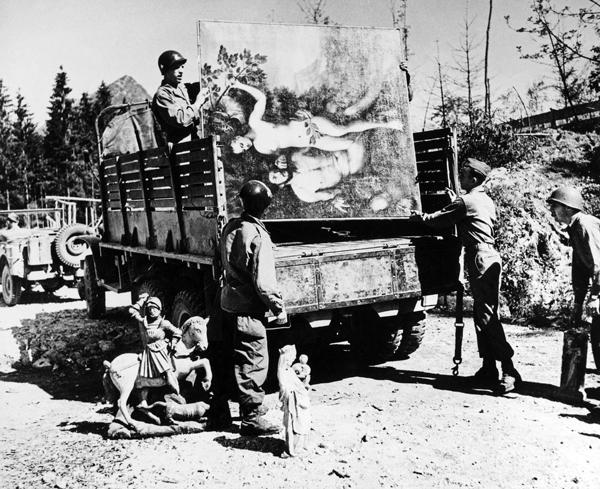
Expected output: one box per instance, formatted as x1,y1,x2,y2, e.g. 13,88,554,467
152,50,210,144
413,158,521,395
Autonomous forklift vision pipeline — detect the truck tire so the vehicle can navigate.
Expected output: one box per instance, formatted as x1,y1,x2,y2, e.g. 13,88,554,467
84,255,105,318
1,263,22,306
348,306,393,364
171,289,205,327
54,224,92,269
137,279,172,316
349,308,427,364
394,311,427,359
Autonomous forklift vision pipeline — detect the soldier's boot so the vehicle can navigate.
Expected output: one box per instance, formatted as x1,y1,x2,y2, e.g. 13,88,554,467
495,360,522,395
240,406,280,436
470,358,499,387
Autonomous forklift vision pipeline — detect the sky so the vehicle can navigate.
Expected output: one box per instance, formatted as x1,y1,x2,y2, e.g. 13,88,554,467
0,0,593,131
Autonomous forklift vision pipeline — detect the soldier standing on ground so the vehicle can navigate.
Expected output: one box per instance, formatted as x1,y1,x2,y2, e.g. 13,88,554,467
219,180,288,436
152,50,209,144
413,158,521,395
547,187,600,341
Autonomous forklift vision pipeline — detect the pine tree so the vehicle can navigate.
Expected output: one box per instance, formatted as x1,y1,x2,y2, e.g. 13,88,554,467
44,66,74,196
93,81,113,136
12,92,43,205
0,80,14,208
72,92,97,197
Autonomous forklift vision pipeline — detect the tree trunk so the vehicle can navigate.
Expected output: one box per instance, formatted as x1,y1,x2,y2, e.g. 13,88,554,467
484,0,493,119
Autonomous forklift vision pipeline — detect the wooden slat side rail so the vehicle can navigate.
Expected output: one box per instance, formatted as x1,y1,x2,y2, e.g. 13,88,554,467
412,128,451,141
114,156,131,244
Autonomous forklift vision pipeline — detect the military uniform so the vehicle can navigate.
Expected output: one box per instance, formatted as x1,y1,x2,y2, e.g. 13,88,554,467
566,212,600,312
219,212,284,418
422,186,515,364
152,81,201,144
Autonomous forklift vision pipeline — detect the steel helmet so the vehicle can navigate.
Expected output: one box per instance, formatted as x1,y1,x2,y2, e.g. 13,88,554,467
145,296,162,311
547,186,584,212
239,180,273,217
158,50,187,74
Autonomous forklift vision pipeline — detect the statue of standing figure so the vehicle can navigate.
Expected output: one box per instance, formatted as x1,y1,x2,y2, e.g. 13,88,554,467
277,344,311,456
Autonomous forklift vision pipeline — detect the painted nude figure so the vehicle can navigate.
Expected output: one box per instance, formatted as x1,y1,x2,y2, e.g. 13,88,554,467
229,81,403,156
268,140,366,212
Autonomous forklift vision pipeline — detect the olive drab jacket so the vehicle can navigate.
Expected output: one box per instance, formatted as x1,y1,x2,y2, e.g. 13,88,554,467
422,186,500,279
566,212,600,306
152,81,201,144
220,212,284,316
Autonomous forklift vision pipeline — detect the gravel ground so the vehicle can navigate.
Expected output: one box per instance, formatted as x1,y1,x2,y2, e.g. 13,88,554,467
1,289,600,489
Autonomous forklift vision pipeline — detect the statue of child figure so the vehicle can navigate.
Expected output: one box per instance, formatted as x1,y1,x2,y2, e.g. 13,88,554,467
277,344,311,456
129,295,182,409
292,354,311,387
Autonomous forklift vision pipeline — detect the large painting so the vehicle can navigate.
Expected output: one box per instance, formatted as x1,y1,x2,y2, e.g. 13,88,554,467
198,20,420,219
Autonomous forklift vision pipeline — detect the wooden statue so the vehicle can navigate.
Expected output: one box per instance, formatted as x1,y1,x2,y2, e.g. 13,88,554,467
277,345,311,456
292,354,311,387
102,316,212,430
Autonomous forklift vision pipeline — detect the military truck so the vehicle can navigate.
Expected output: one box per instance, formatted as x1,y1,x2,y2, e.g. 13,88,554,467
0,196,99,305
84,21,461,363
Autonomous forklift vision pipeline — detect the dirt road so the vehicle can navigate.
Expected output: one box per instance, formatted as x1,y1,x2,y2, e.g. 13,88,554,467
1,290,600,489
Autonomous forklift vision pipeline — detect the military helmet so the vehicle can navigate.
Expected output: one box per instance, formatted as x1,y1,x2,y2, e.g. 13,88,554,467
239,180,273,217
158,50,187,74
145,296,162,311
547,186,584,212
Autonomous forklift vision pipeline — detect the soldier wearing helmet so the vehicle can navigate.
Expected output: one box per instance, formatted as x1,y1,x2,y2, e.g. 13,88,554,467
413,158,521,395
547,186,600,327
152,50,210,144
218,180,287,436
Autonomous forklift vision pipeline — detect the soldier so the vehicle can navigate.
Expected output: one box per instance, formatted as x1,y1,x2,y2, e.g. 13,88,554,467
547,186,600,332
413,158,521,394
4,213,19,230
219,180,288,436
152,50,209,144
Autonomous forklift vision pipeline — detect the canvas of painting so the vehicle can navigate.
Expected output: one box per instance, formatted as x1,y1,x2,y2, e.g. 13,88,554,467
198,20,419,220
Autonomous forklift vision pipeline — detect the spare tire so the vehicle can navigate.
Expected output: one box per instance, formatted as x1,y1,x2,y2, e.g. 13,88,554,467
54,224,93,269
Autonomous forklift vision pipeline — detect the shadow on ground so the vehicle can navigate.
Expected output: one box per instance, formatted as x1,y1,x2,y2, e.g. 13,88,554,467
213,434,286,456
0,368,103,402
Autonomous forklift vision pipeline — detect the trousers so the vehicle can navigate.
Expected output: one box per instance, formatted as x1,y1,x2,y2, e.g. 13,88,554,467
223,312,269,414
466,247,514,362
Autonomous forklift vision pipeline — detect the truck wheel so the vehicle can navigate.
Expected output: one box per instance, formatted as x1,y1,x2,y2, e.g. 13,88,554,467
54,224,92,269
1,264,22,306
394,311,427,359
348,306,392,364
171,289,205,327
137,279,172,316
84,255,105,318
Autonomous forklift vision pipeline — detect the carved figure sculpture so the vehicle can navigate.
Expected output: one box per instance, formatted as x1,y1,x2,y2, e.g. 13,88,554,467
292,354,311,387
103,316,212,430
277,344,311,456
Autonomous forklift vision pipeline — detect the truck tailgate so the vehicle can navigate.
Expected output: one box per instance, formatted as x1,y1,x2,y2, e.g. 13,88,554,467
274,238,420,313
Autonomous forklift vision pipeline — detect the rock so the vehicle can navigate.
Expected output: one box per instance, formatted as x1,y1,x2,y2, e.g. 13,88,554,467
33,355,52,369
98,340,115,353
